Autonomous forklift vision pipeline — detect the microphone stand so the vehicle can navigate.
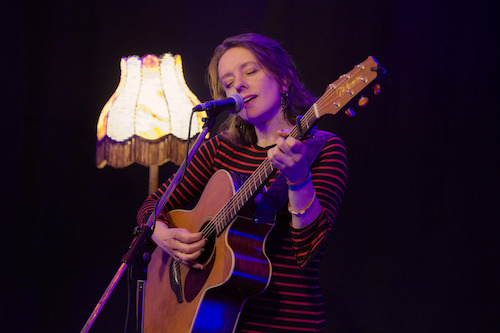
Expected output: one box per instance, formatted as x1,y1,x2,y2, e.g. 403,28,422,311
81,113,216,333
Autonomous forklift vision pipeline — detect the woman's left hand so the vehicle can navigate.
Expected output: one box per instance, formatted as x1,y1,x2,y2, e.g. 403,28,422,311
267,129,309,183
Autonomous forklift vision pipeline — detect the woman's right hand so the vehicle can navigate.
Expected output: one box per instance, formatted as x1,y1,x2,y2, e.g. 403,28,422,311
151,221,206,270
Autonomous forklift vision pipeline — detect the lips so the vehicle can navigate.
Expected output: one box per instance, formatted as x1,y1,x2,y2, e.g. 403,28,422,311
244,95,257,104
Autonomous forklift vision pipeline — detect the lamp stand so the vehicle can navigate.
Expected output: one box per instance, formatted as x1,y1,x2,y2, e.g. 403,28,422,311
148,165,159,195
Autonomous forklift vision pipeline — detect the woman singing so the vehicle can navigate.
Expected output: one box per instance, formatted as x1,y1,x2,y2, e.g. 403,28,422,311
137,33,348,332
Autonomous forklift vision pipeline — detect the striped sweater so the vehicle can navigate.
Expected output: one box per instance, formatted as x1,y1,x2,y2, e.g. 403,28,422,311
137,132,348,332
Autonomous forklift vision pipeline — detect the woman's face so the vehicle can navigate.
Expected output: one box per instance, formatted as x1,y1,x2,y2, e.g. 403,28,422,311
218,46,284,127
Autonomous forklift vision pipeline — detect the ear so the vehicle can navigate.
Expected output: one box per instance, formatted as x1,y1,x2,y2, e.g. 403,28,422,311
280,69,292,93
280,80,290,94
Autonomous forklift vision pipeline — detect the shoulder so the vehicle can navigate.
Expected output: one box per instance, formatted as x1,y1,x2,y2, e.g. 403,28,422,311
308,130,348,167
202,132,231,150
208,132,239,150
202,132,252,159
304,130,346,152
317,131,346,151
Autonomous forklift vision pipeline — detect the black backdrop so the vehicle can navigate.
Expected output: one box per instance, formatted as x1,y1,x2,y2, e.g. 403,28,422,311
1,1,498,332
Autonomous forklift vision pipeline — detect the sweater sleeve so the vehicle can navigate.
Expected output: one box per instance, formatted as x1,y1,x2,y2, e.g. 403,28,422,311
290,135,348,267
136,136,221,226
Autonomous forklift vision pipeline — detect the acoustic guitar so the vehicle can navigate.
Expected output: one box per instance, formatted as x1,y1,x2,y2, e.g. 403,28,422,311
143,56,385,333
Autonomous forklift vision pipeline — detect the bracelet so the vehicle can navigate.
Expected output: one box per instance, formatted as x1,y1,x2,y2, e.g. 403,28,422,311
287,171,312,191
288,196,315,216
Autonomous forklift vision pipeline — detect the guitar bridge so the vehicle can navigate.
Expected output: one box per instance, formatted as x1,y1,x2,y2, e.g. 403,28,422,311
169,260,184,303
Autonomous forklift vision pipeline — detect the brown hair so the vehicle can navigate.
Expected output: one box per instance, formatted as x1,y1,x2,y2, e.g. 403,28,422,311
207,33,315,145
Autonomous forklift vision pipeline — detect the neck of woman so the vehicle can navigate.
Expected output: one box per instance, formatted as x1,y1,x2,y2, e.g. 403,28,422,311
254,117,293,148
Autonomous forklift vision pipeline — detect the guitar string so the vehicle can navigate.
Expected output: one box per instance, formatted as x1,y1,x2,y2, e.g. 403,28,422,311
198,64,370,240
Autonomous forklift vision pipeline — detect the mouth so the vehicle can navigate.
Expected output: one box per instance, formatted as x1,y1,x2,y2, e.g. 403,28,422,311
244,95,257,104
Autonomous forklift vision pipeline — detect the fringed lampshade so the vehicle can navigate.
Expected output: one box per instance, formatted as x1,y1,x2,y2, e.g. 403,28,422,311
96,53,206,193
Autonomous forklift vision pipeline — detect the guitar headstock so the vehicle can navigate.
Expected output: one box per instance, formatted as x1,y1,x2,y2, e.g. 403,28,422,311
313,56,386,118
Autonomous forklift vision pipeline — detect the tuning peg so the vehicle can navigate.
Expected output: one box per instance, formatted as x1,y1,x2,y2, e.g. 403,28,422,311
345,108,355,117
373,84,381,95
358,96,369,107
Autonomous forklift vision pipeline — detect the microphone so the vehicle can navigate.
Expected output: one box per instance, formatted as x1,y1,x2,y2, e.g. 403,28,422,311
193,94,244,115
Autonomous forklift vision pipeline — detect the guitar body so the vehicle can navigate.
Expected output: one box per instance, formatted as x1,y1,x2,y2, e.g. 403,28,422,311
143,169,274,333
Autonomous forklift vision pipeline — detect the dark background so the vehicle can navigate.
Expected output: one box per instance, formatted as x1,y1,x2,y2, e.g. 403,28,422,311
1,0,498,332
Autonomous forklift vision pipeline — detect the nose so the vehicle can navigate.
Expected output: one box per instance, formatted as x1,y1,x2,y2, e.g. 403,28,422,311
234,77,248,93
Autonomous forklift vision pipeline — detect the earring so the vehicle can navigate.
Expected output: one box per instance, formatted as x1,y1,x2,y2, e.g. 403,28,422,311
280,91,289,109
235,118,247,131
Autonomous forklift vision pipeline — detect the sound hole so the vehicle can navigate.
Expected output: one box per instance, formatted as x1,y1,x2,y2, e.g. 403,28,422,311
197,220,216,266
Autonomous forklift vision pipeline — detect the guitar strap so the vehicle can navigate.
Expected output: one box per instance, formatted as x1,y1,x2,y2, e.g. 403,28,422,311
253,129,335,223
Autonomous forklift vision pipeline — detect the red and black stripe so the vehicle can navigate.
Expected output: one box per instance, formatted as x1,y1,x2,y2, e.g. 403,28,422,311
137,132,347,332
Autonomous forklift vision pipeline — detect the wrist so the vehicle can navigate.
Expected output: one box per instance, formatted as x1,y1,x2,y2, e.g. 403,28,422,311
288,195,315,216
287,171,312,191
